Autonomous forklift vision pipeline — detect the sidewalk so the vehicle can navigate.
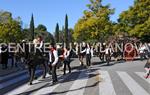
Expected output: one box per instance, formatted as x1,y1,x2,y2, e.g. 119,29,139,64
0,59,25,77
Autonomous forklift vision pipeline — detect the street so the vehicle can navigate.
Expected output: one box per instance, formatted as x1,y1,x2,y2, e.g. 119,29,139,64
0,57,150,95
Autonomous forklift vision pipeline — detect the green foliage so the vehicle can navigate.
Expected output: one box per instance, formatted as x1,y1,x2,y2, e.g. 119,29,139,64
55,23,60,43
23,24,54,43
65,14,69,46
118,0,150,42
0,11,22,43
73,0,114,42
37,24,47,31
30,14,35,41
59,26,65,43
68,28,74,43
35,24,54,43
0,11,12,23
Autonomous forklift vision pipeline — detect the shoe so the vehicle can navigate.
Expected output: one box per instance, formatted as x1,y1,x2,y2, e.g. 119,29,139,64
28,82,32,85
49,72,52,75
52,81,58,85
144,75,150,79
42,76,46,79
34,76,38,79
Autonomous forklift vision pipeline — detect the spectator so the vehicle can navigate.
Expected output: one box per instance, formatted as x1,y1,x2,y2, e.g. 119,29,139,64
1,45,9,69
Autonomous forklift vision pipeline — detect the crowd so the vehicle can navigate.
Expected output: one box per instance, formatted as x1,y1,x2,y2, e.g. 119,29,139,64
0,36,150,85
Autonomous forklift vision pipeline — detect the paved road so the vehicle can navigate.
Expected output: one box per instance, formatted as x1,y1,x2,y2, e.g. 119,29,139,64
0,57,150,95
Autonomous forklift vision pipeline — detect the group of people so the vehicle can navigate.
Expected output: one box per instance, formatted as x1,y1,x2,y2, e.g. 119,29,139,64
27,36,73,85
0,44,20,69
73,42,112,66
47,43,72,84
74,42,93,67
1,36,150,85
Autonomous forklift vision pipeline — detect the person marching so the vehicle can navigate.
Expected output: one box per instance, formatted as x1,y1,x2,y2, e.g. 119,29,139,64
139,44,147,60
86,44,92,67
105,45,111,66
49,43,59,84
79,42,86,66
144,58,150,78
81,43,92,67
63,47,71,75
27,36,46,85
1,45,9,69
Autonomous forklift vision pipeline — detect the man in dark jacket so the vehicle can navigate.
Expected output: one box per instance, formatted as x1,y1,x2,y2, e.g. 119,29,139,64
1,45,9,69
49,43,59,84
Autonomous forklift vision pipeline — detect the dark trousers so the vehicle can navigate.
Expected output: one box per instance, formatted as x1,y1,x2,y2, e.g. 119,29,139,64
2,58,8,69
28,63,47,84
99,53,105,62
11,57,17,68
28,66,35,84
106,54,111,65
49,62,57,83
79,55,84,66
140,53,146,60
52,64,58,82
63,59,71,74
86,54,91,66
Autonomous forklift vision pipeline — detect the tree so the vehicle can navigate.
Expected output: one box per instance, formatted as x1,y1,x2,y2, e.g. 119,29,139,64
73,0,114,42
118,0,150,42
30,14,35,41
0,11,22,43
37,24,47,31
55,23,60,43
35,24,54,43
64,14,69,47
59,26,65,43
23,24,54,43
68,28,74,43
0,11,12,23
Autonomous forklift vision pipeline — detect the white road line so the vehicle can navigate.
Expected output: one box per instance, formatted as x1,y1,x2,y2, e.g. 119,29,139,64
5,70,42,95
66,71,88,95
135,72,150,84
0,70,27,82
32,82,59,95
99,70,116,95
117,71,149,95
32,72,72,95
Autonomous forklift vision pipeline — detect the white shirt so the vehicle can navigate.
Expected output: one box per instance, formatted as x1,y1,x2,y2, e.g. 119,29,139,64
81,47,91,54
86,48,91,54
49,49,58,65
91,48,94,57
63,49,70,59
105,48,111,54
139,46,146,53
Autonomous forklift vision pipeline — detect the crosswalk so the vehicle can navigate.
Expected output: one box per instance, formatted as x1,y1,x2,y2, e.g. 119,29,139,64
1,69,150,95
117,71,149,95
98,71,116,95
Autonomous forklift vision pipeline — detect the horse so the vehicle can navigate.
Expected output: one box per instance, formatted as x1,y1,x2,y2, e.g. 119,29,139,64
24,41,48,85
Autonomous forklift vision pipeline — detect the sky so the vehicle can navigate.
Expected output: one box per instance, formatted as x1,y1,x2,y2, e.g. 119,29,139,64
0,0,134,33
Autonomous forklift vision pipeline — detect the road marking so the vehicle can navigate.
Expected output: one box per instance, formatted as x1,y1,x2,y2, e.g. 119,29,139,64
135,72,150,84
117,71,149,95
5,70,42,95
32,82,59,95
32,72,72,95
99,70,116,95
66,71,88,95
